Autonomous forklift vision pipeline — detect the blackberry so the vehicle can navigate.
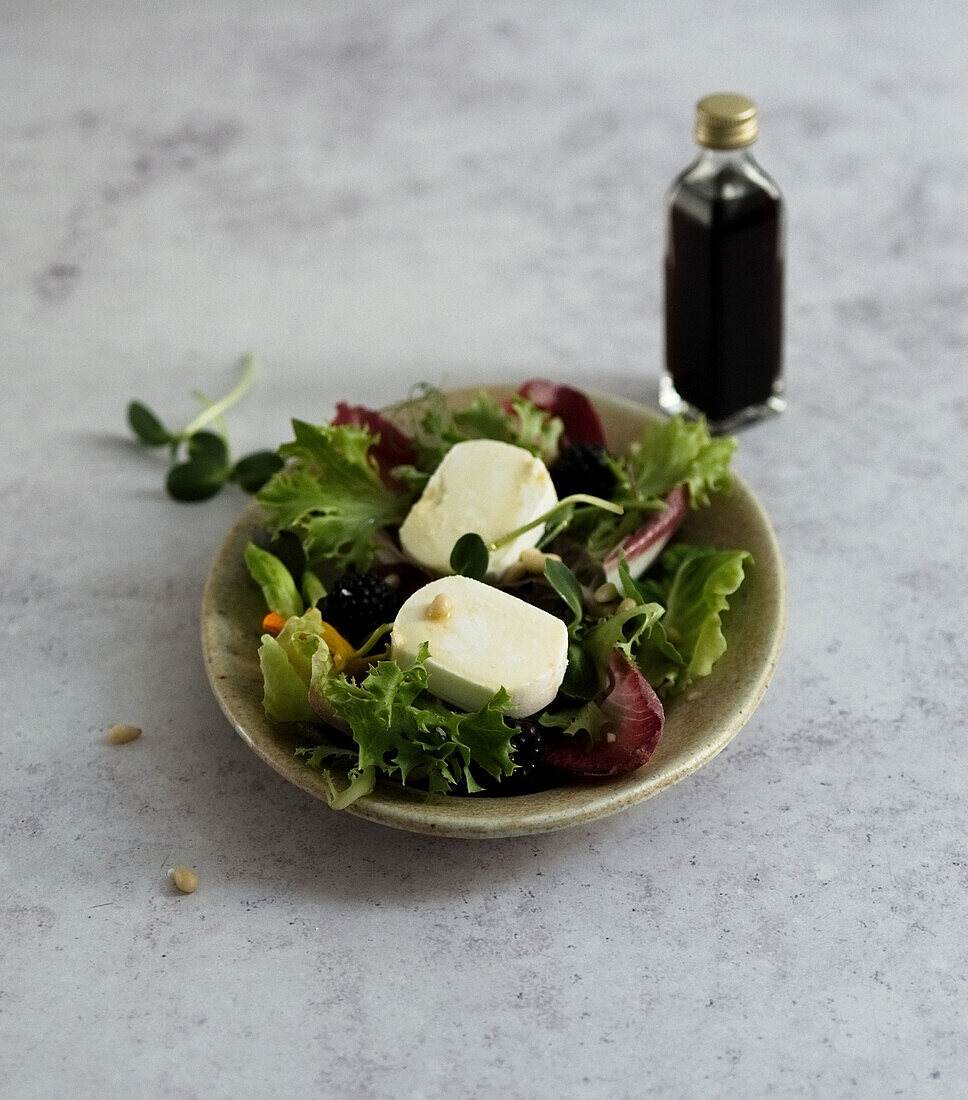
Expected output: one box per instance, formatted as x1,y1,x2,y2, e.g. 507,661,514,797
549,443,617,501
489,720,560,796
321,569,401,647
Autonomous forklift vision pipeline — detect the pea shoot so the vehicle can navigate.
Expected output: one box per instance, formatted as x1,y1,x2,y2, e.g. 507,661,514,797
127,353,283,502
448,494,624,580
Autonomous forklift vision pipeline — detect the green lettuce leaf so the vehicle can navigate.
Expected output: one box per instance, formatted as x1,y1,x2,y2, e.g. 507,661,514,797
257,608,333,721
538,699,610,744
580,592,664,688
244,541,303,618
404,388,563,472
259,635,314,722
256,420,409,572
307,643,517,800
295,746,376,810
632,544,751,695
623,417,736,508
458,393,563,459
300,568,327,609
571,417,736,558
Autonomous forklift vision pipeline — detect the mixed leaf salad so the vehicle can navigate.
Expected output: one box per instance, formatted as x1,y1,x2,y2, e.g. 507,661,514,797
234,380,751,808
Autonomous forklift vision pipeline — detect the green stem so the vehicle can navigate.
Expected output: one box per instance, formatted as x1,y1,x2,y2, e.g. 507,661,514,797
488,494,623,552
350,623,394,662
189,390,227,439
178,353,258,441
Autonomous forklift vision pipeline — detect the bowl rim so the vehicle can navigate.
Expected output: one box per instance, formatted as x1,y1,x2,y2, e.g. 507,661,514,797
200,386,786,839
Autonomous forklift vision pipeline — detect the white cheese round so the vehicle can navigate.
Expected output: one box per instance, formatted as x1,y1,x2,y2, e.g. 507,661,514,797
398,438,558,580
390,576,569,718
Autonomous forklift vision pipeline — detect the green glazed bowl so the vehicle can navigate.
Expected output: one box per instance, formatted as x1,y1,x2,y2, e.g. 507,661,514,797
201,387,786,838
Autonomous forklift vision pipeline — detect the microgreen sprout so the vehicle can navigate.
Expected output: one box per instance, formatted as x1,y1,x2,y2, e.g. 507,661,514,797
488,494,623,552
448,495,623,581
127,353,283,502
449,532,490,580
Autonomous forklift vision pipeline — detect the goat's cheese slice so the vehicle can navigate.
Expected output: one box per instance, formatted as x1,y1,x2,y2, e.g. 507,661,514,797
390,576,568,718
398,439,557,579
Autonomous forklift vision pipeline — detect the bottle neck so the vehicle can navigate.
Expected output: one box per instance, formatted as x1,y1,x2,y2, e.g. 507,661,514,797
682,143,779,199
693,145,757,170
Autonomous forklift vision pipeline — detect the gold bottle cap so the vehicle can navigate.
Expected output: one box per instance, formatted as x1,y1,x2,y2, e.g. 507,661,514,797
694,92,759,149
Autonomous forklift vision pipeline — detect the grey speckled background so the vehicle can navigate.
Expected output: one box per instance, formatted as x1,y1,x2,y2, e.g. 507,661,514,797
2,2,967,1096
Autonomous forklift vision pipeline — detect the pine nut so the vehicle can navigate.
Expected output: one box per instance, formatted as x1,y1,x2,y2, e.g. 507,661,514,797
519,547,546,574
427,593,455,621
108,724,141,745
617,597,638,614
593,582,619,603
168,867,199,894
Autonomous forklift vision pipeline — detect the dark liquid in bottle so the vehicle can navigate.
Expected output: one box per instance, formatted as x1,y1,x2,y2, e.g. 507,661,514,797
664,163,783,425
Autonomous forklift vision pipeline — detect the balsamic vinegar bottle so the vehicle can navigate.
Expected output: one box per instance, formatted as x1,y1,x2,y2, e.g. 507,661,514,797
661,93,786,431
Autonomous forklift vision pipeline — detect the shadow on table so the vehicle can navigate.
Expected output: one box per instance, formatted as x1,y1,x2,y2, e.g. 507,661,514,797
114,632,628,908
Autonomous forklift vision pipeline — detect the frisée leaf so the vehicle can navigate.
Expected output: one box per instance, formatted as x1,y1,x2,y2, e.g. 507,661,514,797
308,644,517,800
571,416,735,559
399,388,564,473
256,420,410,573
623,418,736,508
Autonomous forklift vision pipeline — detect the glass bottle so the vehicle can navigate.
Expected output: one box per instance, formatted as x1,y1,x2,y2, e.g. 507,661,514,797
660,93,786,431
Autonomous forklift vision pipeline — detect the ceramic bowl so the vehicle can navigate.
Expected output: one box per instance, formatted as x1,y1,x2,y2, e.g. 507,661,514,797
201,387,786,838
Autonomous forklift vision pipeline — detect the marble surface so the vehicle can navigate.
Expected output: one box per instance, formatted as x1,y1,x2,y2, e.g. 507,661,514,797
2,2,967,1095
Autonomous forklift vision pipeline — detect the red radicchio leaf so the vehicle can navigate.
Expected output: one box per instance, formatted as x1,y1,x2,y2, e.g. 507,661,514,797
602,484,690,586
543,654,664,777
332,403,417,491
517,379,606,447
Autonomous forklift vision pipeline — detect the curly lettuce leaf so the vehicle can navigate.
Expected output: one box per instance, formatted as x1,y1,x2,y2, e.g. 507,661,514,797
331,402,417,490
296,748,376,810
491,394,564,459
539,698,610,742
403,388,563,473
256,420,410,572
632,544,752,695
623,418,736,508
308,643,517,799
571,417,736,559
